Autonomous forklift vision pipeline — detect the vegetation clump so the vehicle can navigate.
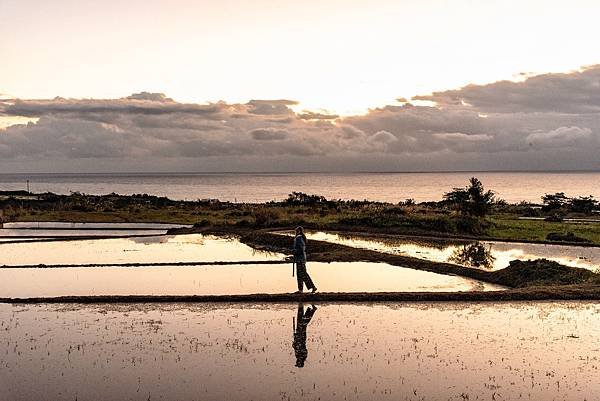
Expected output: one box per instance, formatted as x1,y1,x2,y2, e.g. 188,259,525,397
494,259,598,288
542,192,599,214
443,177,496,218
252,207,281,227
546,231,591,243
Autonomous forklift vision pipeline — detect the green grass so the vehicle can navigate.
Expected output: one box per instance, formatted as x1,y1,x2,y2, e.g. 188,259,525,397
14,209,207,225
9,203,600,245
488,215,600,244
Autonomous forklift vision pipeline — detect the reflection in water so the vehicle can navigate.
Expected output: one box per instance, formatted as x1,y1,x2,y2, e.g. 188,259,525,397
0,238,55,243
3,222,189,229
0,234,282,266
0,228,166,237
305,231,600,271
449,242,496,269
0,261,504,298
2,302,600,400
293,303,317,368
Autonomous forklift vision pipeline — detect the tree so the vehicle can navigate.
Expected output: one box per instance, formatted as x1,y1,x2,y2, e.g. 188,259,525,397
569,196,598,214
285,192,328,206
443,177,495,217
541,192,569,212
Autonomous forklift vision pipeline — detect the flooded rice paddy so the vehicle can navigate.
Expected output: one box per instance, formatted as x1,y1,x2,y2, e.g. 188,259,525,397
0,222,190,239
1,301,599,401
0,262,503,298
0,234,282,266
0,227,504,296
3,222,190,229
305,231,600,272
0,223,596,399
0,228,168,238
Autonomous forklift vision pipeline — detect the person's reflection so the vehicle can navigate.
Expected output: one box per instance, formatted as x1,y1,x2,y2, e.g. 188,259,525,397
293,303,317,368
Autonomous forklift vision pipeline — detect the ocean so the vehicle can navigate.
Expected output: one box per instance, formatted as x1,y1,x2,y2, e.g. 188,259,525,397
0,172,598,203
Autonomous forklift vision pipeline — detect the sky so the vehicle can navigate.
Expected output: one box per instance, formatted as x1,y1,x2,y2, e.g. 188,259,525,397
1,0,600,172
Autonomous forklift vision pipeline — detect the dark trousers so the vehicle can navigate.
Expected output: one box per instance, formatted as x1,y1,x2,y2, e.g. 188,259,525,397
296,261,316,291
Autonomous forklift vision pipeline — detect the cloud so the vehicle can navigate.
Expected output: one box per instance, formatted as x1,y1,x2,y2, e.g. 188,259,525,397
433,133,493,142
298,111,339,120
526,126,594,149
339,125,365,139
126,92,174,102
414,65,600,114
0,95,224,118
249,128,289,141
1,66,600,172
246,99,298,115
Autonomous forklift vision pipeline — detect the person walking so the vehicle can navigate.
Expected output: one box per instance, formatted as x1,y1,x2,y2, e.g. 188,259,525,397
293,226,317,293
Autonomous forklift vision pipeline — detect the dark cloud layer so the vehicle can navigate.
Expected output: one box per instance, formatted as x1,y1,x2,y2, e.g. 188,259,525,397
414,65,600,114
1,65,600,172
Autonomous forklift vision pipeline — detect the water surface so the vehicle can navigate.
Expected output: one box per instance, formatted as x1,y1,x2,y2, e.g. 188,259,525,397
0,262,502,298
1,301,598,401
0,228,167,238
0,234,280,266
305,231,600,271
0,222,189,239
3,222,189,229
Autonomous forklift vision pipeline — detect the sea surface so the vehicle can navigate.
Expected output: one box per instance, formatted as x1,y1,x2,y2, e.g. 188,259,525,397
1,171,599,203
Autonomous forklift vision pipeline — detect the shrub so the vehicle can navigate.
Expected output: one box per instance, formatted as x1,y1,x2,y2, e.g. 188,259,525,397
456,215,490,235
284,192,329,207
546,232,591,243
235,219,252,227
193,219,211,228
522,207,542,217
541,192,569,212
443,177,495,217
253,208,280,227
569,196,598,214
544,213,564,222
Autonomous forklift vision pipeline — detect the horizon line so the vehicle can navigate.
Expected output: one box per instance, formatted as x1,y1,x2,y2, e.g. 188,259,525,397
1,169,600,176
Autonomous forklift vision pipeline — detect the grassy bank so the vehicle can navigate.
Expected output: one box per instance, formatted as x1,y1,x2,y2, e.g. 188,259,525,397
488,215,600,244
2,190,600,245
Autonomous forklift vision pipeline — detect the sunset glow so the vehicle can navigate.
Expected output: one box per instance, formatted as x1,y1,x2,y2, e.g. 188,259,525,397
3,2,600,400
3,0,600,115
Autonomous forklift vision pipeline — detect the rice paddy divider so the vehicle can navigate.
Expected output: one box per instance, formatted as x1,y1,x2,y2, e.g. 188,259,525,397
0,260,290,269
3,286,600,303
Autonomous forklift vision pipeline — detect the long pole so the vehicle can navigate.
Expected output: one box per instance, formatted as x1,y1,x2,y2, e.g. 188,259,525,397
26,180,30,193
